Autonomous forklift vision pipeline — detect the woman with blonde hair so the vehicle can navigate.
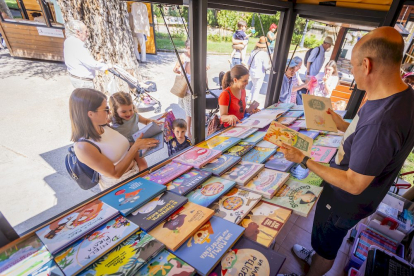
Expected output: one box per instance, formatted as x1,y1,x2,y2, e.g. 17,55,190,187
313,60,339,98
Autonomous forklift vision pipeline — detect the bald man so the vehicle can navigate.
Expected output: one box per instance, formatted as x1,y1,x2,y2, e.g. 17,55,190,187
277,27,414,276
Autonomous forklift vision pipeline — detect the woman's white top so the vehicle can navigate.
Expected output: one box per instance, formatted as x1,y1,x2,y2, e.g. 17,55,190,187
248,50,271,79
313,72,339,98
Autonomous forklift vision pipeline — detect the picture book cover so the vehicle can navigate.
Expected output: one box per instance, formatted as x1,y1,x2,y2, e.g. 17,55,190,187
143,162,193,185
140,132,165,157
267,103,294,110
252,108,287,118
289,126,300,132
240,201,292,247
299,130,320,139
201,154,241,176
289,163,327,186
136,250,196,276
198,136,241,152
133,122,165,157
78,230,164,276
36,199,119,255
290,105,304,110
221,161,264,186
237,128,258,139
290,120,307,130
186,176,236,207
1,247,54,276
54,216,139,276
239,117,274,129
311,146,337,163
264,122,313,156
101,178,167,216
264,151,294,172
149,202,214,251
241,147,276,164
256,140,278,149
283,110,304,118
313,134,342,148
172,216,245,276
208,236,286,276
28,259,63,276
257,124,271,132
242,131,266,144
128,192,188,232
210,187,262,224
264,180,323,217
221,127,253,138
319,130,344,136
166,169,212,196
173,147,222,169
303,94,338,132
242,168,290,199
158,111,176,143
226,141,255,157
276,116,297,126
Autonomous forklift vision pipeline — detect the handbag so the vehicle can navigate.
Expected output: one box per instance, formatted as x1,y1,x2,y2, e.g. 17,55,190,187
170,74,188,98
207,89,232,137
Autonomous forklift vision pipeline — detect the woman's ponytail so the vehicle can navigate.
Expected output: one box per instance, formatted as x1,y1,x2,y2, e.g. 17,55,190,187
222,71,232,89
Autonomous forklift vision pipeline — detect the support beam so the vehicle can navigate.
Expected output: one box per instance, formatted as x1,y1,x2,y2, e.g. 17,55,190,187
330,27,347,62
381,0,405,27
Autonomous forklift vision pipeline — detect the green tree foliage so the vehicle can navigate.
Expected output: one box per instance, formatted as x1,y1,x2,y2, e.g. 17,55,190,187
247,13,280,37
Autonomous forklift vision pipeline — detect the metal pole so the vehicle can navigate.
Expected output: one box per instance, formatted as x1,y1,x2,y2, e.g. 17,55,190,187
299,19,308,48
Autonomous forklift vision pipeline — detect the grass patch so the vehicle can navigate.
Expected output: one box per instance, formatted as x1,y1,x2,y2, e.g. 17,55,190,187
401,152,414,186
5,0,19,10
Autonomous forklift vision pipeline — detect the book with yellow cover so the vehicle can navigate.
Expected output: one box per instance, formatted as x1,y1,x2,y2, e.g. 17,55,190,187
197,136,241,152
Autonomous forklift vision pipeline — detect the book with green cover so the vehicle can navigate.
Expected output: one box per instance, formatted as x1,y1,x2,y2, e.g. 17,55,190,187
136,250,196,276
226,141,255,157
241,168,290,199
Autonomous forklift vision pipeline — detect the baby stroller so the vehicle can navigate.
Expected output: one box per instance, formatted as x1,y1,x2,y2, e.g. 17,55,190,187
108,65,161,113
205,71,225,126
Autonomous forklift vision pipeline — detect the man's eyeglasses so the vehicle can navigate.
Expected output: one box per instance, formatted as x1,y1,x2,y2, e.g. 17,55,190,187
94,106,110,114
239,99,244,113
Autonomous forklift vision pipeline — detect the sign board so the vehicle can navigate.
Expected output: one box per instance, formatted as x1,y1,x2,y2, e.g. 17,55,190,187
36,27,64,38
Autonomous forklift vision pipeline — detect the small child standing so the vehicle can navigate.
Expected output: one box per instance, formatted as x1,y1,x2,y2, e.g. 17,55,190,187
167,119,192,156
230,20,252,66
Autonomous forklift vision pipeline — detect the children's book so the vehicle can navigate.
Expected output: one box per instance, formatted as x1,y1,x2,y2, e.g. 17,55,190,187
290,126,300,132
101,178,166,216
158,111,176,142
264,122,313,156
198,136,241,152
136,250,196,276
242,131,266,144
36,199,119,255
313,134,342,148
173,147,222,169
132,122,165,157
210,187,262,224
209,236,286,276
240,201,292,247
186,176,236,207
264,180,323,217
166,169,212,196
226,141,255,157
290,120,307,129
78,230,164,276
238,117,274,129
267,103,294,110
242,168,290,199
303,94,338,132
319,130,344,136
311,146,337,163
289,163,327,186
201,154,241,176
251,109,286,119
143,162,193,185
276,116,297,126
290,105,304,111
283,110,304,118
221,161,264,186
241,146,276,164
128,192,188,232
257,124,271,132
237,127,258,139
27,259,63,276
149,202,214,251
264,151,294,172
256,140,278,149
172,216,245,276
299,130,320,139
54,216,139,276
220,127,253,138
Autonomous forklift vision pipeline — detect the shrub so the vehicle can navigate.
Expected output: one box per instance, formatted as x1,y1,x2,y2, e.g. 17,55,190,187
304,35,323,49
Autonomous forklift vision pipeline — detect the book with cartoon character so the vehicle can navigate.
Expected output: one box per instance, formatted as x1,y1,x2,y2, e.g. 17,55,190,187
313,134,342,148
158,111,176,143
267,102,294,110
78,230,164,276
238,117,274,129
241,168,290,199
186,177,236,207
198,136,241,153
35,199,119,255
128,192,188,232
289,163,327,186
311,145,337,163
136,249,196,276
220,127,254,138
101,178,166,216
221,161,264,186
283,110,304,118
54,216,139,276
264,151,294,172
173,147,222,169
209,236,286,276
241,146,276,164
166,169,212,196
302,94,338,132
276,116,297,126
143,162,193,185
201,154,241,176
210,187,261,224
149,202,214,251
263,179,323,217
225,141,255,157
172,216,244,276
240,201,292,247
299,130,320,139
242,131,266,144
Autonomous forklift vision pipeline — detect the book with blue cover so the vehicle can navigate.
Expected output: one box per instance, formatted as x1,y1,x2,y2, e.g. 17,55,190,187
143,162,193,185
201,154,241,176
313,134,342,148
299,130,320,139
283,110,304,118
198,136,241,152
264,151,294,172
237,128,258,139
221,161,264,186
242,146,276,164
242,131,266,144
172,216,245,276
226,141,255,157
166,169,212,196
101,177,166,216
136,250,196,276
186,176,236,207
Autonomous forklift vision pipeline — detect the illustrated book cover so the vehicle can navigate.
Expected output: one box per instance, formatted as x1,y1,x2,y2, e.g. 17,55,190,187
28,259,63,276
172,216,245,276
158,111,176,143
54,216,139,276
251,108,286,118
237,127,259,139
311,145,337,163
299,130,320,139
132,122,165,157
210,187,262,224
220,127,254,138
290,120,307,130
313,134,342,148
143,162,193,185
264,151,294,172
128,192,188,232
226,141,255,157
283,110,304,118
289,163,327,186
267,103,294,110
220,161,264,186
276,116,297,126
241,146,276,164
186,176,236,207
238,117,274,129
173,147,222,169
201,154,241,176
166,169,212,196
78,230,164,276
242,168,290,199
240,201,292,247
256,140,278,149
302,94,338,132
290,105,304,110
36,199,119,255
100,178,166,216
149,202,214,251
242,131,266,144
198,136,241,152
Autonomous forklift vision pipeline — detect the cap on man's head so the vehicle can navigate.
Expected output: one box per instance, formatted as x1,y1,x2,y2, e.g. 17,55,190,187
324,36,334,46
286,59,299,68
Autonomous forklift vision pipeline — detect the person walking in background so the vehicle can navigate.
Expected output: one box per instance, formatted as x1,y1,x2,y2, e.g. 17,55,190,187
306,36,334,77
267,23,277,54
312,60,339,98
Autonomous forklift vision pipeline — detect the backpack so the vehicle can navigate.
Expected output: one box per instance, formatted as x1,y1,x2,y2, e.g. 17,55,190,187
65,140,101,190
304,46,321,65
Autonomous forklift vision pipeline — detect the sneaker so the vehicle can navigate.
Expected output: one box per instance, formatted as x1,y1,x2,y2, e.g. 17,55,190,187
292,244,315,266
277,274,301,276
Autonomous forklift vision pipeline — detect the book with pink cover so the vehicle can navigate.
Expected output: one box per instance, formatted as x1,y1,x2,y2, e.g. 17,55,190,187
239,117,274,129
276,117,297,126
143,162,193,185
290,120,307,129
173,147,222,169
221,127,253,138
311,146,337,163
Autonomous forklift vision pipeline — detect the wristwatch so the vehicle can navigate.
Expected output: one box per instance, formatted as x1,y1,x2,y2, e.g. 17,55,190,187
300,156,310,169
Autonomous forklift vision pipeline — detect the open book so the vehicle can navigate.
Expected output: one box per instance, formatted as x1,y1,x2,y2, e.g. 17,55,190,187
132,122,164,157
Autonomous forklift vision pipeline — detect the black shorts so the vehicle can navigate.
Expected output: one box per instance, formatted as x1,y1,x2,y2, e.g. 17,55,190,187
311,199,360,260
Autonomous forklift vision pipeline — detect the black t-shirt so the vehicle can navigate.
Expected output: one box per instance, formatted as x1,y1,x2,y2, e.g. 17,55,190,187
320,87,414,220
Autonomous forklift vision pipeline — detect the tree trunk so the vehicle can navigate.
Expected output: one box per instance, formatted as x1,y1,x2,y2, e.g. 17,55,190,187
0,0,13,19
56,0,140,93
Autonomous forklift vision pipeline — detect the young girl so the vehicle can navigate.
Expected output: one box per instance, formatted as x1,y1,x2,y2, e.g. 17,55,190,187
109,91,161,171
